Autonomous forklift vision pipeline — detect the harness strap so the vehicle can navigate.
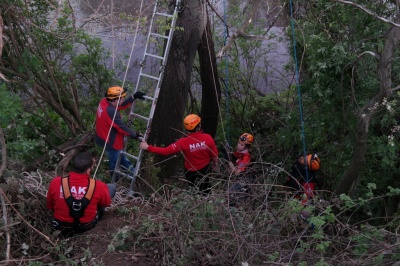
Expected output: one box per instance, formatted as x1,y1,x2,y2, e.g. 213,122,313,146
61,177,96,226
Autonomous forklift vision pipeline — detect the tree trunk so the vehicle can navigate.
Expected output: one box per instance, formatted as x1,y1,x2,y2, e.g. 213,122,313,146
0,127,6,180
335,12,400,195
198,14,221,138
148,0,208,179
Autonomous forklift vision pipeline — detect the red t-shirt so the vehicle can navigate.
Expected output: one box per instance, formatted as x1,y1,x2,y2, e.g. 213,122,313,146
46,172,111,223
147,131,218,171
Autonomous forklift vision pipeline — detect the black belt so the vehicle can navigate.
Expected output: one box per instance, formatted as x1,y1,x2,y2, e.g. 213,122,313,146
52,215,98,232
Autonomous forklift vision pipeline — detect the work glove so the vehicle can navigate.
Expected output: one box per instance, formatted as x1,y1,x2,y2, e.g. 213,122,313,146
133,91,146,100
133,133,144,141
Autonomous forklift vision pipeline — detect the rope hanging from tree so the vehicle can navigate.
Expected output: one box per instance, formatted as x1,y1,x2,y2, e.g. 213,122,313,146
93,0,146,179
223,0,230,146
289,0,310,182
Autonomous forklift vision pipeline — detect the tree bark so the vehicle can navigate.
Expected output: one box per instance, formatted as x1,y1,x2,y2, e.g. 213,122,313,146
148,0,208,179
198,13,221,138
0,127,6,180
335,11,400,195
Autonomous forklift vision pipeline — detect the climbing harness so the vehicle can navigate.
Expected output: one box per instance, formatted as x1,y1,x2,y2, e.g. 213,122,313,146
61,177,96,226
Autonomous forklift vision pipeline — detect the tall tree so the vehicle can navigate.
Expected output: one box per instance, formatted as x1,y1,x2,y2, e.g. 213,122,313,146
198,13,221,138
334,0,400,195
290,0,400,198
148,0,221,179
0,0,114,168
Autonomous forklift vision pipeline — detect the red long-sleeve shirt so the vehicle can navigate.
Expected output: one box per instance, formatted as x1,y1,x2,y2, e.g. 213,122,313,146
233,149,252,172
95,97,138,150
147,131,218,171
46,172,111,223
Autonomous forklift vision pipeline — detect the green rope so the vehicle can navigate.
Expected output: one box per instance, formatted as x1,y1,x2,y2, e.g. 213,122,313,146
223,0,230,145
289,0,310,182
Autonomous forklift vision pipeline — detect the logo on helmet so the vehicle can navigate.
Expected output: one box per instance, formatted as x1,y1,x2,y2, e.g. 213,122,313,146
306,154,320,171
184,114,201,131
106,86,127,100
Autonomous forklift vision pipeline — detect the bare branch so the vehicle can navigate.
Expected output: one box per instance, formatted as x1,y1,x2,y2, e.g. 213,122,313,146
0,188,57,247
0,15,9,82
334,0,400,28
391,84,400,92
0,191,10,262
216,0,262,58
0,127,6,178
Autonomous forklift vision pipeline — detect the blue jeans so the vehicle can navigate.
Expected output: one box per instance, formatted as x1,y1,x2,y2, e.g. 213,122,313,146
105,148,135,179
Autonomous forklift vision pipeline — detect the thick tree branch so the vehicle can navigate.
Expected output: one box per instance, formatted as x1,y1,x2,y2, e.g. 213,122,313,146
216,0,262,58
391,84,400,92
334,0,400,28
0,15,9,81
0,127,6,179
0,191,10,263
335,6,400,195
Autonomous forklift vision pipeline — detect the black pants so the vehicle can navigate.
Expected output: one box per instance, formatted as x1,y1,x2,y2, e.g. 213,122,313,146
185,164,211,194
51,212,100,237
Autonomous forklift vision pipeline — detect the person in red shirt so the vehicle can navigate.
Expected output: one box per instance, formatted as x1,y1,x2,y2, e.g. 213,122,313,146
46,152,116,236
139,114,218,193
95,86,145,179
228,133,254,175
227,133,254,205
285,153,320,204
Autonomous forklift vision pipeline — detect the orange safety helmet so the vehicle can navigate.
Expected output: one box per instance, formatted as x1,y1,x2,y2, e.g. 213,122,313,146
305,154,320,171
239,133,254,145
106,86,127,99
183,114,201,131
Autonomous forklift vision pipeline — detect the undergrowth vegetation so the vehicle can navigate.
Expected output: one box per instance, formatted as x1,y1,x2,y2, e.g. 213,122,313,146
2,158,400,265
2,0,400,265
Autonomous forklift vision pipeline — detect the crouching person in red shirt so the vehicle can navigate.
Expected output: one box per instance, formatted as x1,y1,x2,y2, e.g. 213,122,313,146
139,114,218,194
46,152,116,237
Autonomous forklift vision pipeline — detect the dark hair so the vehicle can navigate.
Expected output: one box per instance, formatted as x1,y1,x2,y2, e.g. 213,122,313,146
73,152,94,173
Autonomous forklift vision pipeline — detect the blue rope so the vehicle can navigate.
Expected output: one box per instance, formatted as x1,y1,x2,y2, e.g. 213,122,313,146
223,0,230,145
289,0,309,182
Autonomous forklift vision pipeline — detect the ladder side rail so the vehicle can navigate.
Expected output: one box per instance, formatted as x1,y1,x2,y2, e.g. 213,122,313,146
135,0,181,135
128,0,182,193
160,1,181,67
130,148,145,192
128,1,161,119
129,81,162,191
111,136,129,182
130,0,181,118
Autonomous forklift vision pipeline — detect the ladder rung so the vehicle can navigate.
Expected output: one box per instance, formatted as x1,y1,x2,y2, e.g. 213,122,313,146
155,12,174,18
150,32,168,39
129,113,149,122
145,52,165,61
140,73,160,80
142,95,154,101
113,170,133,180
120,151,139,161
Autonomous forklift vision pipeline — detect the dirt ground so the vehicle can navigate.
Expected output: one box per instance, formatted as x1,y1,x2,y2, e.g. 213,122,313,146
58,201,163,266
50,198,162,266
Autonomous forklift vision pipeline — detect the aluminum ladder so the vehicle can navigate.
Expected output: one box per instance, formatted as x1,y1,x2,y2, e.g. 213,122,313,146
112,0,183,195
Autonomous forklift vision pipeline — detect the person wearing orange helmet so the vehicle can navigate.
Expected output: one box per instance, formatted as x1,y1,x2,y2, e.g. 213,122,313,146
227,133,254,205
285,153,320,202
139,114,218,193
95,86,146,179
228,133,254,175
